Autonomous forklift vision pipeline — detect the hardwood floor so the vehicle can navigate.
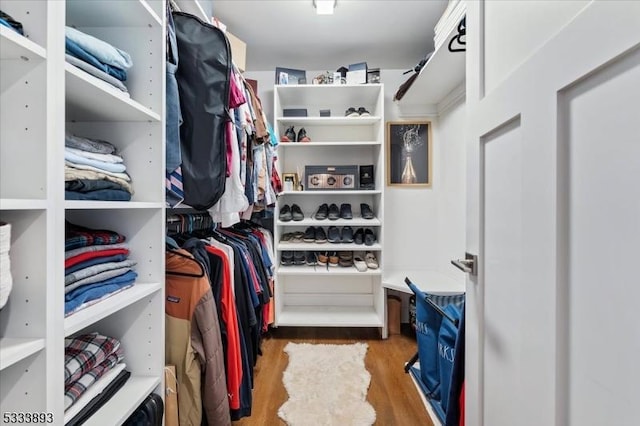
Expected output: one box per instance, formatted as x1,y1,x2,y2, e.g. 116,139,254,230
233,326,433,426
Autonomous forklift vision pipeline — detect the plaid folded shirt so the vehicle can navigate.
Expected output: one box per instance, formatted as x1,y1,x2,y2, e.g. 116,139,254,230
64,349,124,410
64,332,121,385
65,221,126,251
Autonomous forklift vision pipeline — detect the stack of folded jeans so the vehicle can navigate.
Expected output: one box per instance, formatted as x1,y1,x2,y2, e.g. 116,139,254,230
65,26,132,93
65,132,133,201
64,333,127,413
64,221,137,316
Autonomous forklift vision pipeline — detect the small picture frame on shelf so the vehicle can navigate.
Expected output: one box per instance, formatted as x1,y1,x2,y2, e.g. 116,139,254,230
386,121,432,187
283,173,299,192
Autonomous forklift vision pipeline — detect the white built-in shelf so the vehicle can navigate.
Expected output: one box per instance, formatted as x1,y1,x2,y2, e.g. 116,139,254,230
65,63,161,122
0,26,46,61
64,283,161,337
277,306,382,327
279,141,380,147
276,116,381,126
174,0,210,22
275,84,383,106
383,268,465,295
396,22,465,107
0,338,46,371
280,190,382,196
80,376,161,426
66,0,162,27
0,199,47,211
278,242,382,251
278,217,381,226
65,201,165,210
278,265,381,276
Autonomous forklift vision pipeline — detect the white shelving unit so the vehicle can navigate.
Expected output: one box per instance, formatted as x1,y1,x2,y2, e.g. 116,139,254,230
0,0,165,423
273,84,385,332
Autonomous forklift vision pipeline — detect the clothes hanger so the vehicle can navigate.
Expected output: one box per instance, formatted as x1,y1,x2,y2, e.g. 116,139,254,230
166,246,206,278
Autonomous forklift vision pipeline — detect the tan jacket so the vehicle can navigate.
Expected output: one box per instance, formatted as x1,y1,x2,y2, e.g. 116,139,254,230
165,250,231,426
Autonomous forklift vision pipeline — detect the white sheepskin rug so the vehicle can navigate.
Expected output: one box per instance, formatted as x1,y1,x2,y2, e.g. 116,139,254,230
278,342,376,426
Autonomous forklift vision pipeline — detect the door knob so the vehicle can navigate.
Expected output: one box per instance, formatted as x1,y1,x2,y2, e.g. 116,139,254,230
451,252,478,276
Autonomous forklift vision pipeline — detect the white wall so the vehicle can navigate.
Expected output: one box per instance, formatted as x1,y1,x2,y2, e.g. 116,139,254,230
245,68,466,284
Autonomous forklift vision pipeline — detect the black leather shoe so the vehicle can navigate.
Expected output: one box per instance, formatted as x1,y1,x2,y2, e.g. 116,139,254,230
291,203,304,221
340,203,353,219
279,204,292,222
315,203,329,220
364,229,376,246
327,226,340,243
341,226,354,243
282,126,296,142
354,228,365,245
360,203,374,219
328,203,340,220
357,107,371,116
297,127,311,142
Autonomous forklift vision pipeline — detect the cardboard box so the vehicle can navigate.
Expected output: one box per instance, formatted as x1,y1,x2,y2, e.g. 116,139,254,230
227,32,246,73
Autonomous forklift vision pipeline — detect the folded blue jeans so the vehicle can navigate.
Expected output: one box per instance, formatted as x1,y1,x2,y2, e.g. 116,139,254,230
65,26,132,70
66,37,127,81
65,189,131,201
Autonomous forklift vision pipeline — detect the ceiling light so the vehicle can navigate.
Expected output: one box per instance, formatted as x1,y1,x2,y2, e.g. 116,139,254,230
314,0,336,15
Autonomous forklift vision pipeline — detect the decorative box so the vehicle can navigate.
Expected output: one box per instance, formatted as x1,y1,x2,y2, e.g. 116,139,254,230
305,165,358,191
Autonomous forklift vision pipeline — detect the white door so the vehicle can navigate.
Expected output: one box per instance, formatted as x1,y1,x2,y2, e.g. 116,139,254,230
465,2,640,426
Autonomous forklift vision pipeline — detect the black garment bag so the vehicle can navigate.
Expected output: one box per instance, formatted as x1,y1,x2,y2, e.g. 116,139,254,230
173,12,231,210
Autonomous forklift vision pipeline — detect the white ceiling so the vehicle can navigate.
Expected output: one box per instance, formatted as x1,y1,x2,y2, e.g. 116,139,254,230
212,0,448,72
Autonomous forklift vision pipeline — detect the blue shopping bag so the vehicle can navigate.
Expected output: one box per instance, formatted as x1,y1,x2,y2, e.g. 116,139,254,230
438,304,463,414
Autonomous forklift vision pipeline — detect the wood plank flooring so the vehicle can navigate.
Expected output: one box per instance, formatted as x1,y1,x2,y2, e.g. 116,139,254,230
233,327,433,425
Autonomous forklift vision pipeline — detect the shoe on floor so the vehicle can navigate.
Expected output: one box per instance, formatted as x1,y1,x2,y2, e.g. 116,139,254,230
353,252,368,272
345,107,358,117
281,126,296,142
328,203,340,220
291,203,304,221
341,226,354,243
314,203,329,220
315,227,327,243
357,107,370,116
360,203,374,219
354,228,365,245
364,251,379,269
279,204,292,222
297,127,311,142
303,226,316,243
327,226,340,243
340,203,353,219
364,228,376,246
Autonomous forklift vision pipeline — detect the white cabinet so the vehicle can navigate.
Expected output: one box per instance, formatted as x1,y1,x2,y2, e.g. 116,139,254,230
273,84,385,330
0,1,165,423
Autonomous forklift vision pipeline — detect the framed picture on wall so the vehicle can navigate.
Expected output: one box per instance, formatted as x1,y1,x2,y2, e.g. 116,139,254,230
386,121,432,187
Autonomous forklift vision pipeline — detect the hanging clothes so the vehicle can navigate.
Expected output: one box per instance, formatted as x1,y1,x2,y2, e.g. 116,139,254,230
173,12,231,210
165,249,231,426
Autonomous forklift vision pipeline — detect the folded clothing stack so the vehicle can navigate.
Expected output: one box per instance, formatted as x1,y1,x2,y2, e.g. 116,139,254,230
65,132,133,201
0,222,12,310
64,221,137,316
65,26,133,93
64,332,129,419
0,10,24,35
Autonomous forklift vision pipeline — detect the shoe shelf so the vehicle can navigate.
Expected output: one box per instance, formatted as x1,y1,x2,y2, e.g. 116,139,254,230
278,217,382,226
273,83,385,331
276,116,381,126
0,199,48,210
278,265,381,276
276,306,382,328
0,26,46,62
0,338,46,372
280,190,382,196
279,141,380,147
278,242,382,251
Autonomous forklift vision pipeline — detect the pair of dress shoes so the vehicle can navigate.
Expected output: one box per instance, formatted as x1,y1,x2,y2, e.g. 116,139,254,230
281,126,310,142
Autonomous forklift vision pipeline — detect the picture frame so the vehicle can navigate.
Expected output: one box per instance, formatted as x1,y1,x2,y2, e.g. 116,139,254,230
275,67,307,85
282,173,299,192
386,121,432,187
